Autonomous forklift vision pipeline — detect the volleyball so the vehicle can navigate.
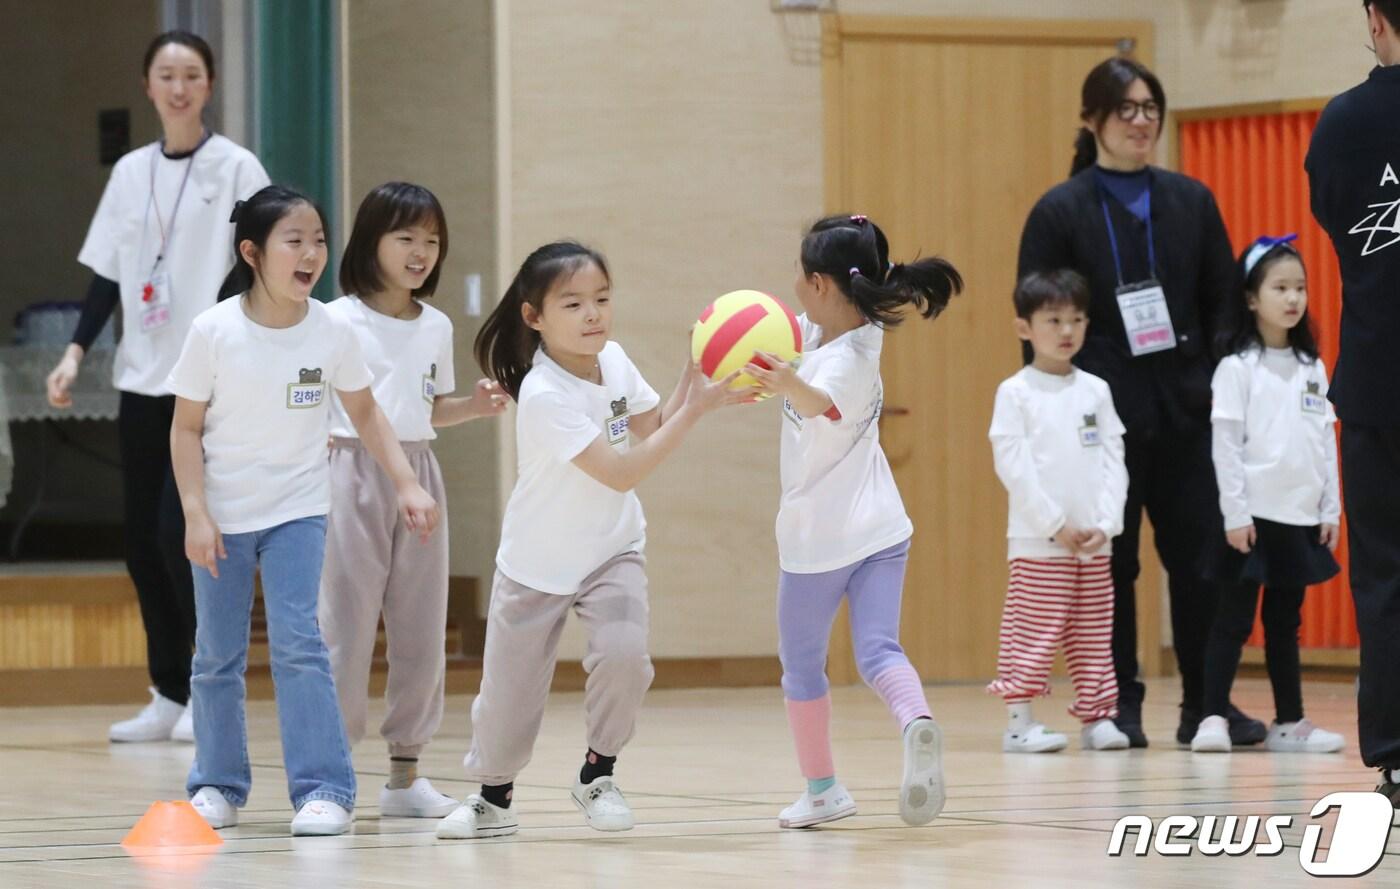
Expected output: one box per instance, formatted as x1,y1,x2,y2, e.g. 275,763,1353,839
691,290,803,394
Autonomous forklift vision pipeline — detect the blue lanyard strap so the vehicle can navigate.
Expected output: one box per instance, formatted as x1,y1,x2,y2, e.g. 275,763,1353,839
1099,189,1157,287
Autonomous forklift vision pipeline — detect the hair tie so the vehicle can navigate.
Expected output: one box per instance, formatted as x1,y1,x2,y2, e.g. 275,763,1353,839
1243,233,1299,278
849,266,862,279
849,214,867,225
228,199,246,224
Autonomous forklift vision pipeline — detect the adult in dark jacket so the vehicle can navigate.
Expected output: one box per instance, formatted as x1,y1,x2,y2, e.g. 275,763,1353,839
1305,0,1400,805
1017,57,1265,748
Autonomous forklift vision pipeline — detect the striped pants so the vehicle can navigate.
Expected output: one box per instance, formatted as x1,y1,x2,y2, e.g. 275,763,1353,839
986,556,1118,722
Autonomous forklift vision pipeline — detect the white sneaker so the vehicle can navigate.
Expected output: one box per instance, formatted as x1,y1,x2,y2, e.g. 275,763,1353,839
170,706,194,743
1003,723,1068,753
1265,719,1345,753
900,718,945,826
109,688,184,743
436,794,519,839
778,782,857,829
380,777,459,818
572,776,634,831
290,800,353,836
1081,718,1130,750
1191,715,1232,753
190,787,237,829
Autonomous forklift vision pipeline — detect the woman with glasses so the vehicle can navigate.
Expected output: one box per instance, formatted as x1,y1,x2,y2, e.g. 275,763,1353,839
1016,57,1264,750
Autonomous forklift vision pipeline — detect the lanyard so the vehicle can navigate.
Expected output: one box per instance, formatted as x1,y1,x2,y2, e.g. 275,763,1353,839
142,132,208,277
1099,186,1157,287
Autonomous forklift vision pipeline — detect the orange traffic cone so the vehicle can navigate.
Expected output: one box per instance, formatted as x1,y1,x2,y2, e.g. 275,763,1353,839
122,800,223,851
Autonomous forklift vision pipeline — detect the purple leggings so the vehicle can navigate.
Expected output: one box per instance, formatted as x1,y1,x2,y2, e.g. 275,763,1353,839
778,538,916,701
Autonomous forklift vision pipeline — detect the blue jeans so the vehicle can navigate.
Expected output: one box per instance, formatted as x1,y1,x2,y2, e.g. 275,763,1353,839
185,516,356,811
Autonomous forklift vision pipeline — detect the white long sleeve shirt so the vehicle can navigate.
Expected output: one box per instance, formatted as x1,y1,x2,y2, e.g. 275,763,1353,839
989,365,1128,559
1210,346,1341,531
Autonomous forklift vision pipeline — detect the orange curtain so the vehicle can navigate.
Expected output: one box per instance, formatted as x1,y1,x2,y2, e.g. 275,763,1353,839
1179,111,1358,649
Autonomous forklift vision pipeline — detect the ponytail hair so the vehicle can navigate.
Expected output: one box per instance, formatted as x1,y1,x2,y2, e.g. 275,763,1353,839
799,214,962,328
217,185,326,302
1069,56,1166,177
474,241,611,400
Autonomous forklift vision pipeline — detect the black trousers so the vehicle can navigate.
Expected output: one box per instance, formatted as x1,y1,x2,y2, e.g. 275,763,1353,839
1202,583,1305,723
1112,419,1219,717
117,392,196,705
1341,423,1400,770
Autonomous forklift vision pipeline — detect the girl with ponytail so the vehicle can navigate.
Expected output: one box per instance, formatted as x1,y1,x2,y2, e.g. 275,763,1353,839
743,214,962,831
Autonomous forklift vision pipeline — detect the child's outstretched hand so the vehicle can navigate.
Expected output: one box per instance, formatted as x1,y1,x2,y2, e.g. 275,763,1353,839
185,510,227,579
683,366,752,413
744,351,800,399
398,483,440,543
1319,522,1341,552
1226,524,1256,554
468,378,510,417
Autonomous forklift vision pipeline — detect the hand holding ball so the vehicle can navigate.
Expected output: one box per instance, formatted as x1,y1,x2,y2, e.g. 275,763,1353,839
690,290,802,398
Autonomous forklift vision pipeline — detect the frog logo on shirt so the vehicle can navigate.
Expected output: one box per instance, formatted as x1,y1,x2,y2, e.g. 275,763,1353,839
423,363,437,405
1302,380,1327,415
607,397,630,446
1079,412,1101,448
288,367,326,409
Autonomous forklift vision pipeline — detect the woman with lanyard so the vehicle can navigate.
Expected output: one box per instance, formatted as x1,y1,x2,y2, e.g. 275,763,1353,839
1016,57,1265,749
45,31,269,743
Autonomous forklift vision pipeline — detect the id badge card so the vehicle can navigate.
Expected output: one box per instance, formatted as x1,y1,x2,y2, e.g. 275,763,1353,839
139,273,172,333
422,374,436,405
1115,279,1176,357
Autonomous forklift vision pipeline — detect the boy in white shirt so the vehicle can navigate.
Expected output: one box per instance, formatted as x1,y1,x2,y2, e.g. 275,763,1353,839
987,269,1130,753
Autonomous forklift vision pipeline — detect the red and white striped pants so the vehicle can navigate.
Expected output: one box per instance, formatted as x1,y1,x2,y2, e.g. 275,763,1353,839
985,556,1118,722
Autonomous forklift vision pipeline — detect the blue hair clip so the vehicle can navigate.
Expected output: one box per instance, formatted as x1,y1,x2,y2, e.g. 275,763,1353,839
1243,234,1298,278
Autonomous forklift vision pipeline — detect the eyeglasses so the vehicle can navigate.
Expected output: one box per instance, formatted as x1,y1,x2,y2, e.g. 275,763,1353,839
1115,100,1161,122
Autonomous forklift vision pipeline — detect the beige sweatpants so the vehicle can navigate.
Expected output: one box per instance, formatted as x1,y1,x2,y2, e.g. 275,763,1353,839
318,437,449,758
463,551,654,785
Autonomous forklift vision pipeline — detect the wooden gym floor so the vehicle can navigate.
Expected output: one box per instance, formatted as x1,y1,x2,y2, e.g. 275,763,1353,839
0,678,1394,888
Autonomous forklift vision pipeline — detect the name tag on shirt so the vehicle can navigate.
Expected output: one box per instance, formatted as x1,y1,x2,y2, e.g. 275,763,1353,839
1302,391,1327,415
287,382,326,409
607,397,631,446
1115,280,1176,357
140,273,172,333
422,374,436,405
782,397,804,431
1079,425,1101,447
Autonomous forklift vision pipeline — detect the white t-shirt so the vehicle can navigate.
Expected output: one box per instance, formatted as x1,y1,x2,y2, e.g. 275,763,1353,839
1210,346,1340,529
78,134,270,396
496,342,661,595
166,297,374,534
776,316,912,574
325,296,456,442
988,365,1128,559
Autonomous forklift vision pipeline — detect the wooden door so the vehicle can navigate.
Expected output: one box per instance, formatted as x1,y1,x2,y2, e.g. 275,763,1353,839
823,16,1162,683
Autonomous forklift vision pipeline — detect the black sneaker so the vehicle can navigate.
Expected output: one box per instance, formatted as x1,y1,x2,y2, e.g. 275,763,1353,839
1377,771,1400,809
1226,704,1267,746
1177,705,1268,746
1114,718,1149,748
1176,708,1200,746
1115,702,1148,749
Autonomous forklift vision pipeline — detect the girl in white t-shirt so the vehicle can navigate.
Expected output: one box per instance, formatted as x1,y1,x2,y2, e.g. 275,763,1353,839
436,241,742,840
743,215,962,829
167,185,439,836
1192,235,1345,755
319,183,507,819
46,31,269,744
